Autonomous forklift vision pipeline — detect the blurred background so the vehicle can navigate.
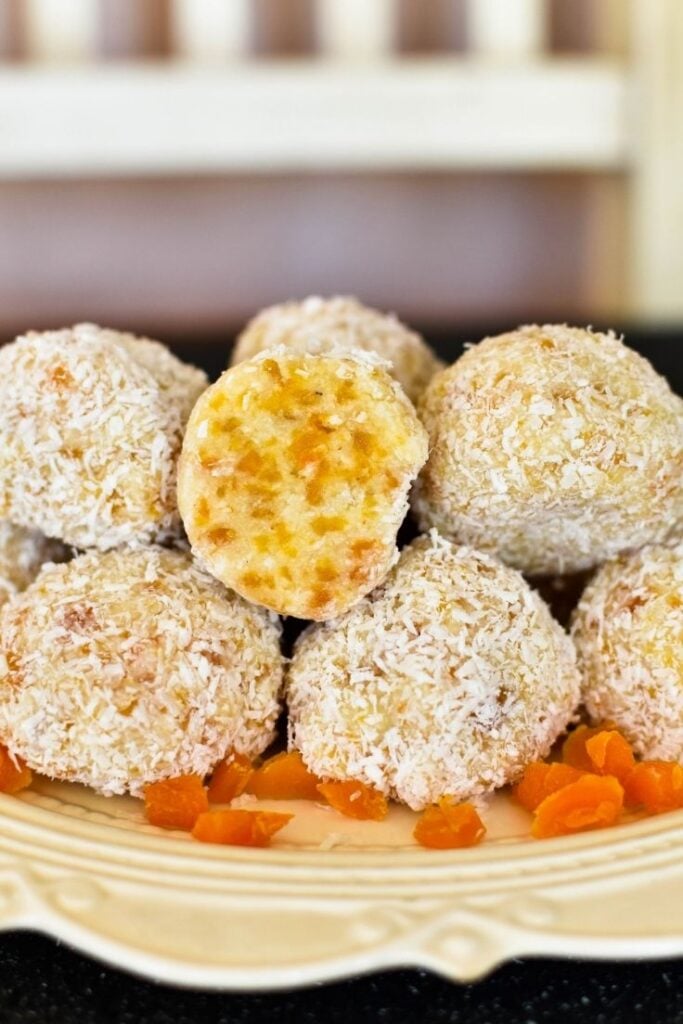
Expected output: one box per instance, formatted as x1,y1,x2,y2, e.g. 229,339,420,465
0,0,680,347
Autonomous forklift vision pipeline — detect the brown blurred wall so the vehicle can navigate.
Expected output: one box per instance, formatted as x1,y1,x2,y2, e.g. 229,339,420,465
0,172,624,340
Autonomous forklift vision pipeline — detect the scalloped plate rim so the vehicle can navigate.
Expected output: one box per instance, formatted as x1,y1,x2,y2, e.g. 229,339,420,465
0,790,681,989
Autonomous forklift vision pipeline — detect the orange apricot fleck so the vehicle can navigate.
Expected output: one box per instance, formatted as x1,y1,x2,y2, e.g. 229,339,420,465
316,780,388,821
311,515,346,535
240,571,263,589
205,526,236,546
194,496,210,526
236,450,263,474
192,809,293,847
623,761,683,814
531,774,623,839
315,562,337,582
208,753,254,804
46,364,75,390
414,799,486,849
310,586,332,612
261,358,283,380
144,775,209,831
273,522,292,544
584,731,635,783
0,746,32,794
246,751,322,801
513,762,584,813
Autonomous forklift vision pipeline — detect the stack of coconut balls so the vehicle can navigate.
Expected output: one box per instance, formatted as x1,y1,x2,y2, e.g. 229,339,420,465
0,305,680,819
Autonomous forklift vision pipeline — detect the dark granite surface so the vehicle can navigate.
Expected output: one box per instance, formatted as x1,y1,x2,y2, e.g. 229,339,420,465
0,932,682,1023
0,329,680,1022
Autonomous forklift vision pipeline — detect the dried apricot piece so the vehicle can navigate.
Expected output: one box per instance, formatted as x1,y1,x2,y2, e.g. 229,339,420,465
0,746,31,794
192,809,293,847
623,761,683,813
246,750,322,801
414,799,486,849
144,774,209,830
316,780,388,821
532,774,623,839
561,722,616,771
584,730,635,782
208,752,254,803
512,762,584,813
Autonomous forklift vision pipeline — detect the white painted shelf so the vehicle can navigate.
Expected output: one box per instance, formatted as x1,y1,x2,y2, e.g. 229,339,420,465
0,60,630,178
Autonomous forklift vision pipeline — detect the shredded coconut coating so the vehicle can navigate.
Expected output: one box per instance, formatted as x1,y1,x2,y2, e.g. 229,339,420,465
572,543,683,761
287,532,580,810
231,296,443,403
0,547,283,796
0,324,208,549
0,521,68,609
413,324,683,576
179,347,428,621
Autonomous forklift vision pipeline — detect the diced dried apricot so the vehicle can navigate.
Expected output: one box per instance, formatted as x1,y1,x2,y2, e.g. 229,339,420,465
584,731,635,783
144,774,209,830
0,746,31,794
623,761,683,814
414,799,486,849
561,722,616,771
316,780,388,821
208,752,254,803
246,751,322,801
192,809,293,847
532,774,623,839
512,762,584,813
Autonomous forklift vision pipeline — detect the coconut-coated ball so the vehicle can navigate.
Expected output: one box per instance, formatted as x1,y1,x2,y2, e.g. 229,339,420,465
287,532,580,810
0,547,283,795
413,324,683,576
572,543,683,760
0,323,208,549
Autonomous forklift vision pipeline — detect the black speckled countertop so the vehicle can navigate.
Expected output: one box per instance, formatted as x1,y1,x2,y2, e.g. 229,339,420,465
0,933,681,1024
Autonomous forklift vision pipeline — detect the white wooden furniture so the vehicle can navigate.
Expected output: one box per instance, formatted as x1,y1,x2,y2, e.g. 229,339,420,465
0,0,679,321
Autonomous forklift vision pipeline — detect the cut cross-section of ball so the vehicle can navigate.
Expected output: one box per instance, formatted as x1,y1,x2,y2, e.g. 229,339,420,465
178,347,428,620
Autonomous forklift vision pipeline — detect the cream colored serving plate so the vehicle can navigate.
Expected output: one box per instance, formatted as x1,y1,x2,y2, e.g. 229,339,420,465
0,778,681,989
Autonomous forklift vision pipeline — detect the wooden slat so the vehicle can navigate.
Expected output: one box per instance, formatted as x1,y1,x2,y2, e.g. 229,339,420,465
252,0,315,56
467,0,545,56
24,0,96,62
396,0,466,55
0,61,628,177
0,0,22,62
99,0,171,59
316,0,394,59
629,0,683,321
171,0,250,61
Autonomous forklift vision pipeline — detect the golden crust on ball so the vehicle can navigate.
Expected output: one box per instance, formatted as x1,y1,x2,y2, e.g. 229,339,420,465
0,547,283,795
287,532,580,810
0,521,68,608
231,296,443,403
0,324,208,549
179,347,428,620
572,543,683,761
413,324,683,576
